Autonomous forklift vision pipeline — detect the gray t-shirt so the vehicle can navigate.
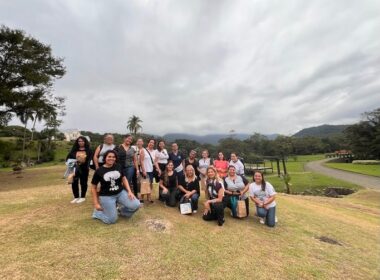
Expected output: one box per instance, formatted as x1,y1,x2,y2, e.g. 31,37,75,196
249,181,277,208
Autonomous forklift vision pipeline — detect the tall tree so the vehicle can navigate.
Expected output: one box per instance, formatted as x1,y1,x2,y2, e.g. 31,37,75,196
127,115,143,135
0,25,65,127
345,108,380,159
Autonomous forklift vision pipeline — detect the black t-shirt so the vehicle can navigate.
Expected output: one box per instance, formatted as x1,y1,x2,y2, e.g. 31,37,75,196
206,179,223,199
178,176,200,194
184,158,200,176
160,171,178,189
91,165,125,196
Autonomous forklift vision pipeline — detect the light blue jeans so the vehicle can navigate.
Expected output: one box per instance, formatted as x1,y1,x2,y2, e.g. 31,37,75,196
92,190,140,224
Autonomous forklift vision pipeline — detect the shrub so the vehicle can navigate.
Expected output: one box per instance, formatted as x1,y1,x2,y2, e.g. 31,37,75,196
352,160,380,165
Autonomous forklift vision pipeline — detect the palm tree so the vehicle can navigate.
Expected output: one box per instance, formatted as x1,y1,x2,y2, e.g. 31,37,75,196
127,115,143,135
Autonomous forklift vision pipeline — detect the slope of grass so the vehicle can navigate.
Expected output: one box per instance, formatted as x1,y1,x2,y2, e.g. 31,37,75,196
0,166,379,280
324,163,380,177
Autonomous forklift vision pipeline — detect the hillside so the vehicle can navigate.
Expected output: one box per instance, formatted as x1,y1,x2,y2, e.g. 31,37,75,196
292,124,350,138
163,133,278,144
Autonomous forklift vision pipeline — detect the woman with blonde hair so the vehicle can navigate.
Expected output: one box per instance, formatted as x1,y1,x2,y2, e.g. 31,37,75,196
203,166,225,226
178,164,200,213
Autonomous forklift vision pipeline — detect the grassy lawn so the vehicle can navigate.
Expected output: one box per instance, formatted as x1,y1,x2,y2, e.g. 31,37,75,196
324,163,380,177
0,166,379,280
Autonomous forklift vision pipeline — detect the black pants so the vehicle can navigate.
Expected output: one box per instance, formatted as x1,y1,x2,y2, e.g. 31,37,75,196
223,195,249,217
203,202,225,225
132,172,139,196
161,188,178,207
72,165,89,198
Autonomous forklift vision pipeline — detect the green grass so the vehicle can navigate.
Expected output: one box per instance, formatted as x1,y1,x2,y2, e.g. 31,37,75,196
325,163,380,177
267,172,361,195
0,165,379,280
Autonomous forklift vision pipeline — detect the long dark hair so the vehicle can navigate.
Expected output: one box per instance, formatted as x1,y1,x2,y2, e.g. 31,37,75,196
70,136,90,153
157,140,165,152
163,160,174,186
253,170,266,191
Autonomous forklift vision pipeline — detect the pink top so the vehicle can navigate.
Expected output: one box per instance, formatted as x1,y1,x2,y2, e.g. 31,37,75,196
214,160,229,178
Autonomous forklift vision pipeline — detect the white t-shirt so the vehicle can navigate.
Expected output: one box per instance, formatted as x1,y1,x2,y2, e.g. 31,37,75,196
156,149,169,164
249,181,276,208
229,160,245,175
142,148,157,172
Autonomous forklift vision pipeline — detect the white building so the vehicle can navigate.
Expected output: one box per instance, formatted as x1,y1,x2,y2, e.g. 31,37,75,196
62,129,82,141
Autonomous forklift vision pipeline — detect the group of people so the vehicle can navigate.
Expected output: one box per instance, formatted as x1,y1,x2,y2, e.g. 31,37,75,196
65,134,277,227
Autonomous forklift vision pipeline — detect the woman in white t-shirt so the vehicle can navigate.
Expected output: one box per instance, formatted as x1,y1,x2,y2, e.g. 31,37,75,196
198,150,213,191
249,171,277,227
156,140,169,173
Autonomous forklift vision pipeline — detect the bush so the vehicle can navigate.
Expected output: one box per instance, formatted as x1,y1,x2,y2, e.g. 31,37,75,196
40,150,55,162
352,160,380,165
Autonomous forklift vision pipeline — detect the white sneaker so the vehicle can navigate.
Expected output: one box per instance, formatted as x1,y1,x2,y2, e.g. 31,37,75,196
70,198,79,203
275,216,278,223
192,210,197,214
76,198,86,203
259,218,265,224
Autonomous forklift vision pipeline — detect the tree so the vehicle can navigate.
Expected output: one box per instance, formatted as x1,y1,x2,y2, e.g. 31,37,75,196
345,108,380,159
127,115,143,135
0,25,65,127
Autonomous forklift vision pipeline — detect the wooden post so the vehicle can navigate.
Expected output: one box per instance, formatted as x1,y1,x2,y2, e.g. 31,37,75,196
276,159,281,177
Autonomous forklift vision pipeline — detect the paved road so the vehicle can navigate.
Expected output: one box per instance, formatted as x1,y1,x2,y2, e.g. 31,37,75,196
305,159,380,190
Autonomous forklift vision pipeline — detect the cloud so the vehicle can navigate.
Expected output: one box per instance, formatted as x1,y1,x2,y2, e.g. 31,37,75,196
2,0,380,135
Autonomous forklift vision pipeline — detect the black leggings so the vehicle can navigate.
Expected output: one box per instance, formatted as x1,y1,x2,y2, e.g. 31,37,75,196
203,202,225,224
72,165,89,198
161,188,178,207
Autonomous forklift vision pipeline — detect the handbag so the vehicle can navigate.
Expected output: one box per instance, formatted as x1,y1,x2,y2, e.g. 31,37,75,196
140,177,151,195
180,197,192,215
237,198,247,218
145,148,160,183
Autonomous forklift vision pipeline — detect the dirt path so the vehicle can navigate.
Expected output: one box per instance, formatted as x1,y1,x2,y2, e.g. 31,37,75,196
305,159,380,190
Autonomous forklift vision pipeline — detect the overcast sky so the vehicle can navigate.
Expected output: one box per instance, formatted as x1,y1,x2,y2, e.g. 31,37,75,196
1,0,380,136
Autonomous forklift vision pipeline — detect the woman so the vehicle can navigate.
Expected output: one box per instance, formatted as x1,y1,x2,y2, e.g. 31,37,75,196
203,166,225,226
184,150,199,177
178,164,200,213
249,171,277,227
229,153,245,177
223,165,249,218
91,150,140,224
159,161,178,207
115,134,137,190
156,140,169,173
140,139,161,203
66,136,92,204
214,152,228,178
93,134,115,169
198,150,212,190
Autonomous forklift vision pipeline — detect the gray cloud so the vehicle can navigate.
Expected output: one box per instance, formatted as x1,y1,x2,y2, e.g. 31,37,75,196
2,0,380,135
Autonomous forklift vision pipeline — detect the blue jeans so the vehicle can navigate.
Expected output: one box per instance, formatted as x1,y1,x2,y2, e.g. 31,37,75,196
179,193,199,211
124,166,135,187
92,190,140,224
256,206,276,227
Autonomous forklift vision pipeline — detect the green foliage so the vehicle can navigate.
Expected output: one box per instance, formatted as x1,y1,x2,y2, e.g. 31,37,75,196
0,25,66,127
344,108,380,159
127,115,143,135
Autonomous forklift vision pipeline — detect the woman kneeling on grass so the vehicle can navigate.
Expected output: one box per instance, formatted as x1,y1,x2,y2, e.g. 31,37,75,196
203,166,225,226
249,171,276,227
159,161,179,207
91,150,140,224
178,165,200,213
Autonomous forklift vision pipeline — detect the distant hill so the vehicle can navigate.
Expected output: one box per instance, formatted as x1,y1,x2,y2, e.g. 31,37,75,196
162,133,278,144
292,124,350,138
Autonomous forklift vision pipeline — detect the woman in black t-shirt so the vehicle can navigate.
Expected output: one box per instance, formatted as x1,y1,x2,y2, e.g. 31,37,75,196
178,164,200,213
203,166,225,226
91,150,140,224
184,150,200,177
159,161,178,207
66,136,92,204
